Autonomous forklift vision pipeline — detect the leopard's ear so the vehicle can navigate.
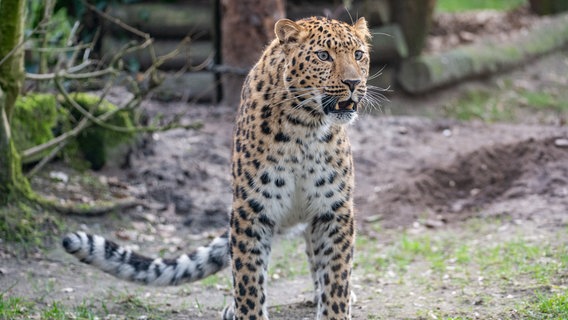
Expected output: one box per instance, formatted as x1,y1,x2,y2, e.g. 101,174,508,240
275,19,303,44
353,17,371,41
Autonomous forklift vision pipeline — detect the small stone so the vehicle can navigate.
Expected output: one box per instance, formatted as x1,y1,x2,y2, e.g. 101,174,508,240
424,219,445,229
49,171,69,183
363,214,382,223
397,126,408,134
554,138,568,148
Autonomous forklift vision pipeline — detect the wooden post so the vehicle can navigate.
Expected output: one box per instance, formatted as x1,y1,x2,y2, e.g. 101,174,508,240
389,0,436,57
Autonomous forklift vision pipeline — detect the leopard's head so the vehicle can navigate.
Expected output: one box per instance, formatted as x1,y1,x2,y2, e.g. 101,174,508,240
275,16,371,124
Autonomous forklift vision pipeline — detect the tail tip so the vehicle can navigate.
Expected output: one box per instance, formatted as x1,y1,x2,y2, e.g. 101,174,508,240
62,232,83,254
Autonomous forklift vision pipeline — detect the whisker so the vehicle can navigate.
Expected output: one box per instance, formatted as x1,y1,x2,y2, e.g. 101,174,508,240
368,65,387,81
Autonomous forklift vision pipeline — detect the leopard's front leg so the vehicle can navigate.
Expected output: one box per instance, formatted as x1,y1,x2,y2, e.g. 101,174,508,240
227,203,276,320
309,203,355,320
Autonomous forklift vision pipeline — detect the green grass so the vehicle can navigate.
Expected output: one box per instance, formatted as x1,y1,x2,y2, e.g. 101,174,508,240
443,90,514,122
443,86,568,122
520,291,568,319
0,295,33,319
269,237,310,278
517,89,568,111
475,239,567,286
436,0,526,12
199,273,231,289
354,220,567,318
0,294,99,320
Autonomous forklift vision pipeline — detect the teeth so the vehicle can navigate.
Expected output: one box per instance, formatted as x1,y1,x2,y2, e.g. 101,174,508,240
346,103,354,110
335,103,340,110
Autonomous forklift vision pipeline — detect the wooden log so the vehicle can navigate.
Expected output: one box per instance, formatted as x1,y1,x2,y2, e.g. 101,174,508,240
105,3,213,39
397,12,568,94
529,0,568,15
369,24,408,63
101,37,213,71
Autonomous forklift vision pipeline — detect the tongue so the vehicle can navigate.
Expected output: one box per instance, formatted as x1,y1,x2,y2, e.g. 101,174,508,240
335,100,356,111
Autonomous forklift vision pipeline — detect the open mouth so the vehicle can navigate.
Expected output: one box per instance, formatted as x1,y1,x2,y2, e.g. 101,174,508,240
324,98,358,114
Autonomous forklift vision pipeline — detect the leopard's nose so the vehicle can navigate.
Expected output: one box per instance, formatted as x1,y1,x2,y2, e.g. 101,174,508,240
342,79,361,92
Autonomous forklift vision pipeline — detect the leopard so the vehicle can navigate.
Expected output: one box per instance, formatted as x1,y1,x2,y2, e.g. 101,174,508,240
63,16,372,320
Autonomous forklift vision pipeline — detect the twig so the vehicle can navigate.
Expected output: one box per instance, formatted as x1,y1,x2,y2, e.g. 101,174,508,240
26,67,116,80
29,43,92,53
81,0,150,40
22,117,89,161
55,76,202,133
25,140,68,178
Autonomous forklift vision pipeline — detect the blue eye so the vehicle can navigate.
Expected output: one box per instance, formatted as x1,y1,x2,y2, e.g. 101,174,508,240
354,50,364,60
316,51,331,61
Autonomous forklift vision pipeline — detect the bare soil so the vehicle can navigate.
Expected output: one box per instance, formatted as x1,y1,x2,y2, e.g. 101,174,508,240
2,16,568,320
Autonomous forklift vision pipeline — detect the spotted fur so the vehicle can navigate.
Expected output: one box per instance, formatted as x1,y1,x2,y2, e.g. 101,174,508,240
63,16,371,320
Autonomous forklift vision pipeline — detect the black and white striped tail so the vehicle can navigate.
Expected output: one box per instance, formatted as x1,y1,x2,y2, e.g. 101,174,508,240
62,231,230,286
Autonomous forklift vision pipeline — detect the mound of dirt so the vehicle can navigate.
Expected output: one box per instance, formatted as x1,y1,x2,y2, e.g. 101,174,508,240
375,137,568,226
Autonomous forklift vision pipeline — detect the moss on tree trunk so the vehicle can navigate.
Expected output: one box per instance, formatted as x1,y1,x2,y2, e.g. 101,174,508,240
0,0,32,205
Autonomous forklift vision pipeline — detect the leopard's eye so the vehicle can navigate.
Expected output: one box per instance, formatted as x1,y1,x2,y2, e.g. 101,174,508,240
354,50,364,61
316,51,331,61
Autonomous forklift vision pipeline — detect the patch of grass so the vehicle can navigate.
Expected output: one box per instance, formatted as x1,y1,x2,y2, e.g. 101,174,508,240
436,0,525,12
444,87,568,123
475,239,567,286
443,90,514,122
521,291,568,319
0,295,100,320
517,89,568,111
41,302,68,319
200,273,231,289
269,237,310,278
0,295,33,319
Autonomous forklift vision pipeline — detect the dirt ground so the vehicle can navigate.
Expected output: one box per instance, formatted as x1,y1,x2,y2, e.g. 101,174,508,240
2,13,568,320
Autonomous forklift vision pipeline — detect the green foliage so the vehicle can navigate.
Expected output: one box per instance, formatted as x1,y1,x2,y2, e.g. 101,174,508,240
436,0,526,12
62,93,135,170
25,1,74,72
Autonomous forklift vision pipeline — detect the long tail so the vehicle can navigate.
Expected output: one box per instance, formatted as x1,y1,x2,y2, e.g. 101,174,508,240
62,230,230,286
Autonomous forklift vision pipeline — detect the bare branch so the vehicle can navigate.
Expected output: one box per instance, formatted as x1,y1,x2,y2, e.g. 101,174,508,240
25,140,68,178
81,0,150,40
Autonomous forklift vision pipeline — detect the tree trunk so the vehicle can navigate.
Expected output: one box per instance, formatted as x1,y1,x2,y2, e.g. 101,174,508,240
0,0,30,204
220,0,285,106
